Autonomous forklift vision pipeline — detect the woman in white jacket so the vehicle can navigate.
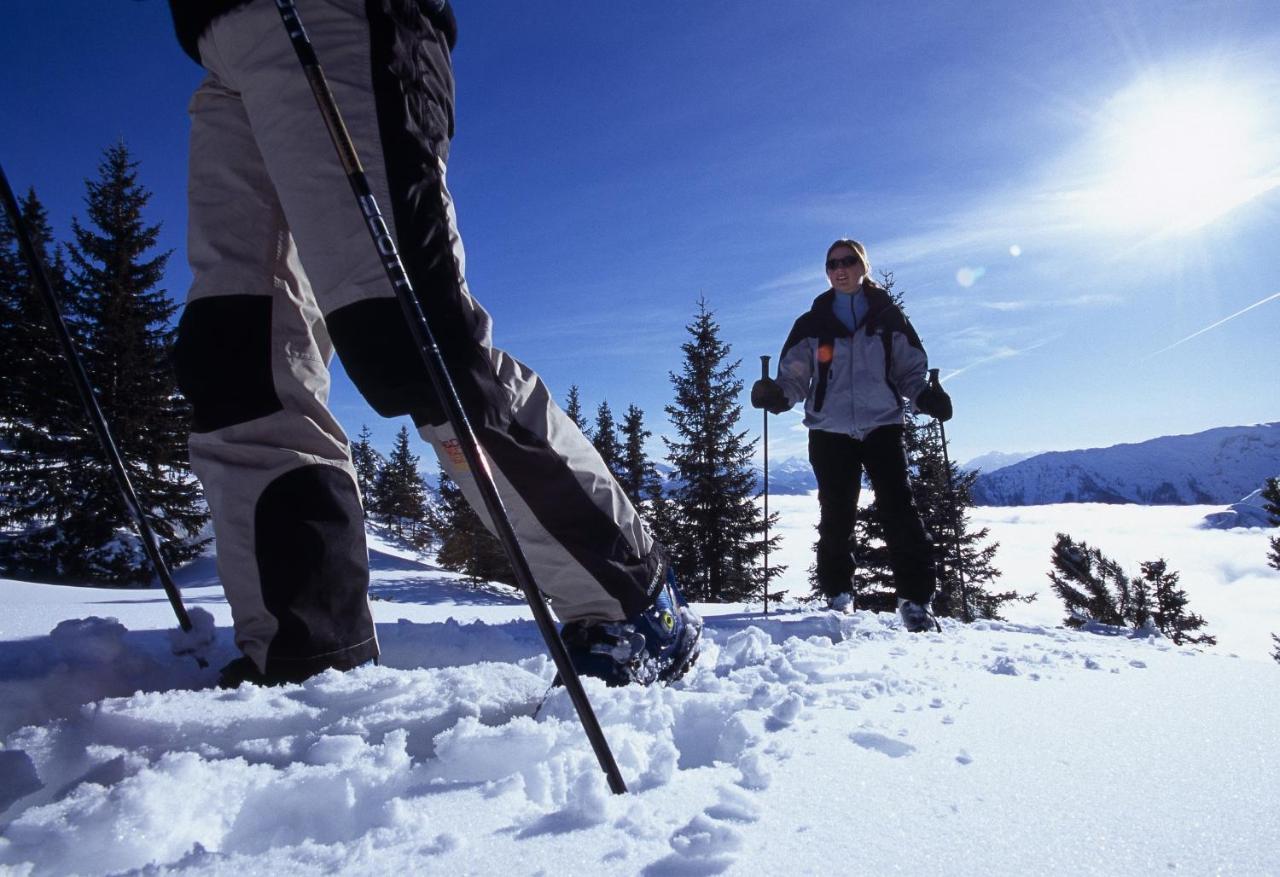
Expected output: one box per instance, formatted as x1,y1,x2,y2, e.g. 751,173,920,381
751,239,952,631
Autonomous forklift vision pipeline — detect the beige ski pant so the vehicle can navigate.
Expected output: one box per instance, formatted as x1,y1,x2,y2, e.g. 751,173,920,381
174,0,662,676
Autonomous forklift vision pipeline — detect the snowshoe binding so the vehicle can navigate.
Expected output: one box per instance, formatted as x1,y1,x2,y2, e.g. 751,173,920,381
561,567,702,687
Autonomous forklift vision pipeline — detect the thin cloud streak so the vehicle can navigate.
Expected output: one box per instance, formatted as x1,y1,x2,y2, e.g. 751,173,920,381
943,337,1058,382
1142,291,1280,360
978,293,1122,312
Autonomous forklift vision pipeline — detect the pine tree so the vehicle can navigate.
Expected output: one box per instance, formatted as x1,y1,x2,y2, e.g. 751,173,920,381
4,145,207,583
1144,559,1215,646
432,463,513,585
564,384,591,440
1261,476,1280,571
1270,633,1279,665
908,417,1024,620
616,403,665,515
1049,535,1213,645
663,297,781,602
372,425,428,540
591,400,622,480
350,424,384,513
0,188,88,578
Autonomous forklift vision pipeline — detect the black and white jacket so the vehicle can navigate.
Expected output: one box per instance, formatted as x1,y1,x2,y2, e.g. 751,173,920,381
774,283,930,440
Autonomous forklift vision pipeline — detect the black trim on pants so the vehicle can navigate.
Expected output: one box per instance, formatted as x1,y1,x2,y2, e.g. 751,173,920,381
174,295,283,433
327,298,444,425
256,465,378,673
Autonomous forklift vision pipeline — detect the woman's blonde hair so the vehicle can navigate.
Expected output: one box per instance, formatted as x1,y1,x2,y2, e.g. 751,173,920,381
826,238,875,288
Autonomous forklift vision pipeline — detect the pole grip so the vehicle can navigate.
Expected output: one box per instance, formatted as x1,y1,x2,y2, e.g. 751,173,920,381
928,367,940,389
761,354,770,380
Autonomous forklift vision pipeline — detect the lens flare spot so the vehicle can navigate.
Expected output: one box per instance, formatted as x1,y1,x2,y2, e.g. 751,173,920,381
1009,245,1022,257
956,267,986,288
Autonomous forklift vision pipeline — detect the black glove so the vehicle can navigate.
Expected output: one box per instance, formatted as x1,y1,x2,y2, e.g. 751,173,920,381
915,385,953,422
751,378,790,414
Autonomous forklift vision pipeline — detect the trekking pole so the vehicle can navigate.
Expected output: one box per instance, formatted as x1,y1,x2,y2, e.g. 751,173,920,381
928,368,970,622
760,355,770,616
0,163,195,636
274,0,627,794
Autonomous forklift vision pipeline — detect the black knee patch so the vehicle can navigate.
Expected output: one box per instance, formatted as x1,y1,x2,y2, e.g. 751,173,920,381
174,296,282,433
256,465,377,670
327,298,444,425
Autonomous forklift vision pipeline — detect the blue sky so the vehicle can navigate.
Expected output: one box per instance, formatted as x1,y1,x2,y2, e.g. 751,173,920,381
3,0,1278,466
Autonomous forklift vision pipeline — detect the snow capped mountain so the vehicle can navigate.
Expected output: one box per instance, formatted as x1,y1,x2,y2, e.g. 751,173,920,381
971,423,1280,506
962,449,1040,475
660,458,818,497
754,456,817,495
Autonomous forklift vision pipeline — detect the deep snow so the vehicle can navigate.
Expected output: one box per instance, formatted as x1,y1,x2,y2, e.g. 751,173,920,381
1,498,1277,875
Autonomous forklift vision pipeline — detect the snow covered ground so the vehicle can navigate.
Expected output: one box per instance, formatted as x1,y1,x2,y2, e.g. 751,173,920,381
1,499,1277,875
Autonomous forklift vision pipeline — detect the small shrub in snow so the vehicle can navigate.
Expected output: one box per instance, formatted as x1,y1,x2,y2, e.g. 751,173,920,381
1049,534,1215,646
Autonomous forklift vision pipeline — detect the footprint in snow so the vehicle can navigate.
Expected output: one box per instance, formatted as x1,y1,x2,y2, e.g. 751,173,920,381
704,786,761,824
644,813,742,876
764,693,804,732
987,656,1020,676
849,731,916,758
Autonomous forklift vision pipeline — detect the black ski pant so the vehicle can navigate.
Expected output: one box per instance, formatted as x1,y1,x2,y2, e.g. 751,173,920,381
808,425,936,603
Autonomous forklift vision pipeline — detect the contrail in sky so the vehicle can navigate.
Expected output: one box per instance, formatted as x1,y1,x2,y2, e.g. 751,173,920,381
1143,291,1280,360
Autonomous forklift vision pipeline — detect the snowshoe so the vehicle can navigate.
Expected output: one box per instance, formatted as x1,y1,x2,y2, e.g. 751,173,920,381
561,567,702,687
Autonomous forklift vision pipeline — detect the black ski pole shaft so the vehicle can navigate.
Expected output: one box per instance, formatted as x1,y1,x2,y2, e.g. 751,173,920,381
928,368,969,622
0,163,193,633
760,355,770,616
273,0,626,794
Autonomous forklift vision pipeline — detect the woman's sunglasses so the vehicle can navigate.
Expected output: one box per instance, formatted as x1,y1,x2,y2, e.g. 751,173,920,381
825,255,862,271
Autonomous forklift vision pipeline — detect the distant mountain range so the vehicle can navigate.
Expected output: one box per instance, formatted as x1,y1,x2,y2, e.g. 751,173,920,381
962,450,1039,474
423,423,1279,509
969,422,1280,506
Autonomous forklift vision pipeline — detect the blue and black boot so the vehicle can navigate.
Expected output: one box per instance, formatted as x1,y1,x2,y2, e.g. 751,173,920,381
560,567,702,687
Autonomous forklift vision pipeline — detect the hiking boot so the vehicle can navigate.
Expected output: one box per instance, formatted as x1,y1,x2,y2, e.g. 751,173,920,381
217,655,298,689
217,654,375,689
897,597,939,633
561,567,702,687
827,592,855,613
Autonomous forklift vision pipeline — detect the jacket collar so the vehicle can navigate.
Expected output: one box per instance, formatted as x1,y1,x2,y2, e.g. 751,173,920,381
806,284,894,335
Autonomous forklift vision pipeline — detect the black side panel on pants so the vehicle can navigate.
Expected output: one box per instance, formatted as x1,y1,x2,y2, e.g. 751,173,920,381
174,295,283,433
327,297,443,425
256,465,378,672
363,0,659,617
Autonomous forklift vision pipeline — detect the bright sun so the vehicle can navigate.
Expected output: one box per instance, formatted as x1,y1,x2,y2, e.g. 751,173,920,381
1082,78,1278,235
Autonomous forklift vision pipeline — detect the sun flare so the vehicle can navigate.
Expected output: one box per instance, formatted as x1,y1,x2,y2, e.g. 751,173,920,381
1080,77,1278,235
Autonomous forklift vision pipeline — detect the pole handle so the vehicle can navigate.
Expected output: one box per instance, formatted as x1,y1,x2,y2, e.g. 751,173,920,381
928,367,941,389
761,354,770,380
